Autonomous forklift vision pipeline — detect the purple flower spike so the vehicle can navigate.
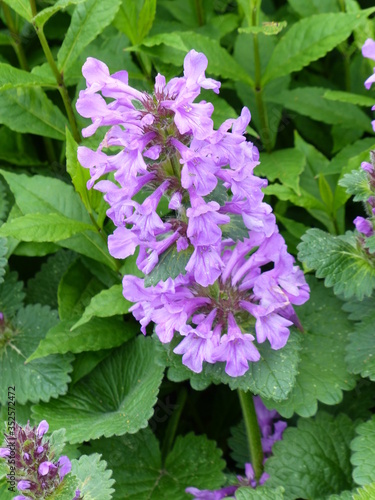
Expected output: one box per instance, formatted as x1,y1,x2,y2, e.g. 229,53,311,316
38,461,57,476
37,420,49,437
58,455,72,480
17,480,31,491
354,216,374,237
14,496,32,500
362,38,375,61
0,447,10,457
186,485,237,499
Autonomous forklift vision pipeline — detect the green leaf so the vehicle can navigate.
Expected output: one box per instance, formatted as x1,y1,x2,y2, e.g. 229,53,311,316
346,307,375,381
339,168,372,202
221,214,249,242
324,89,375,107
264,276,357,418
71,284,131,330
0,87,68,140
26,250,77,309
32,337,164,443
255,148,305,194
267,87,371,131
288,0,339,16
351,417,375,486
353,483,375,500
266,413,355,498
2,0,32,21
326,138,375,175
58,259,104,320
166,333,301,402
0,213,94,242
71,453,115,500
57,0,122,73
298,229,375,300
87,429,225,499
0,238,7,284
0,271,25,318
27,316,136,361
144,245,193,286
0,63,54,91
235,486,285,499
239,21,287,36
134,31,254,86
0,304,73,404
33,0,86,28
71,350,112,384
262,11,375,84
365,235,375,254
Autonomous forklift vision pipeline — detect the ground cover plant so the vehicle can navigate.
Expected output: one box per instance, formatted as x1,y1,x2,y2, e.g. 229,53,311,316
0,0,375,498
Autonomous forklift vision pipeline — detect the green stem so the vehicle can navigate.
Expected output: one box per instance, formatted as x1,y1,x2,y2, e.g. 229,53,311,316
2,2,29,71
161,388,188,464
29,0,81,143
251,0,272,152
194,0,204,26
237,389,264,480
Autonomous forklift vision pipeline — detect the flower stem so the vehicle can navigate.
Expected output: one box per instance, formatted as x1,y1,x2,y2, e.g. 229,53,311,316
237,389,264,480
29,0,81,143
194,0,204,26
161,388,187,465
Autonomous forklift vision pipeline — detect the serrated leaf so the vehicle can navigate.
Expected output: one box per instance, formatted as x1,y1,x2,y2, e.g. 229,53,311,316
26,250,77,309
0,213,94,242
262,11,375,84
351,417,375,486
239,21,287,36
166,333,301,402
58,259,104,320
33,0,86,28
134,31,254,86
32,337,164,443
0,63,54,91
264,276,356,418
71,453,115,500
0,87,68,140
353,483,375,500
255,148,305,194
27,316,136,361
267,87,371,131
339,168,371,202
48,473,80,500
346,307,375,381
87,429,225,499
144,245,193,286
266,413,355,498
365,235,375,254
298,229,375,300
0,271,25,318
324,89,375,107
0,238,7,284
72,284,131,330
2,0,32,21
57,0,122,73
235,486,285,499
0,304,73,404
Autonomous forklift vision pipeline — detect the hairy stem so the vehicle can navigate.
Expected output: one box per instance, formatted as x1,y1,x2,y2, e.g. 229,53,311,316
237,389,264,480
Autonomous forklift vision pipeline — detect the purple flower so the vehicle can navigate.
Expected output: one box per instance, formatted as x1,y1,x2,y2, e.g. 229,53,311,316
362,38,375,61
37,420,49,437
186,486,237,499
14,496,32,500
58,456,72,480
17,480,31,491
354,216,374,237
0,447,10,457
39,461,57,475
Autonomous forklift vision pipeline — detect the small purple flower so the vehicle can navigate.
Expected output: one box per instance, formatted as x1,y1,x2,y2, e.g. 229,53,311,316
58,456,72,480
0,447,10,457
17,480,31,491
37,420,49,437
362,38,375,61
186,485,237,499
14,496,32,500
354,216,374,237
39,461,57,476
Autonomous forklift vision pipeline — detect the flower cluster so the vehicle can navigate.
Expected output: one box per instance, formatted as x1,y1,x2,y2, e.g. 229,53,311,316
186,396,286,499
77,50,309,377
0,420,80,500
363,38,375,131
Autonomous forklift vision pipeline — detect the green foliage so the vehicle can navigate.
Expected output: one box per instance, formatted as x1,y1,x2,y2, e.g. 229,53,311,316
87,428,225,499
235,486,285,499
71,453,115,500
351,417,375,486
346,302,375,381
266,413,355,499
144,245,193,286
0,238,7,285
353,483,375,500
32,337,165,443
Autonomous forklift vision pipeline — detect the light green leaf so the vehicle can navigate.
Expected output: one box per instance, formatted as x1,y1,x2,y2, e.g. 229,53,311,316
0,213,94,242
27,316,136,361
339,168,372,202
0,304,73,404
235,486,285,499
346,307,375,381
138,0,157,42
351,417,375,486
324,89,375,107
239,21,287,36
57,0,122,73
87,429,225,499
262,10,375,84
0,238,7,284
326,138,375,175
288,0,339,17
72,284,130,330
298,229,375,300
353,483,375,500
0,63,55,90
33,0,86,28
133,31,254,86
71,453,115,500
32,337,165,443
58,259,104,320
267,87,371,131
0,87,68,140
266,413,355,498
255,148,305,194
264,276,357,418
166,334,301,402
2,0,32,21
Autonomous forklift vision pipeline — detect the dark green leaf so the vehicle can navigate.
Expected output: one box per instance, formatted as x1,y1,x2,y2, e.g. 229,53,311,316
221,215,249,241
0,238,6,284
33,0,86,28
0,271,25,318
351,417,375,486
266,413,355,498
255,148,305,194
144,245,193,286
32,337,165,443
346,306,375,381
